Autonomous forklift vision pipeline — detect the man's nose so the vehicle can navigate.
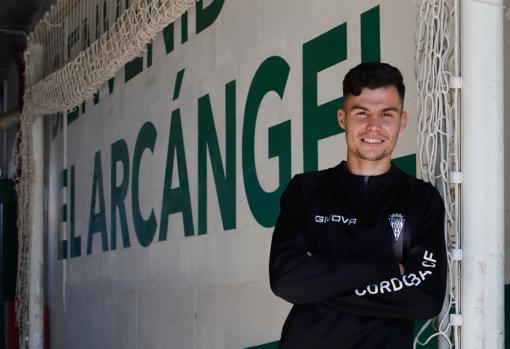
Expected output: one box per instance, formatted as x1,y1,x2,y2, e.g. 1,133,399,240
366,115,382,130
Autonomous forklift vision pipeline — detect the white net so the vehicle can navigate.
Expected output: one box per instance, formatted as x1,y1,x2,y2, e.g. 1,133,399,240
415,0,461,348
26,0,196,113
16,0,197,347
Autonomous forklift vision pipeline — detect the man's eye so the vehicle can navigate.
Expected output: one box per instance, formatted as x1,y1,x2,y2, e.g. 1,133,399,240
356,111,367,116
383,112,393,117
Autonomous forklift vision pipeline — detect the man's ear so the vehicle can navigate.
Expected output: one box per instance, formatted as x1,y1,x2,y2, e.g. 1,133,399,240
400,111,408,131
338,108,346,129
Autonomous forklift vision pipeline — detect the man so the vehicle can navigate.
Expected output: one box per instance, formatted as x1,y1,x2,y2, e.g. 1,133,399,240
269,62,447,349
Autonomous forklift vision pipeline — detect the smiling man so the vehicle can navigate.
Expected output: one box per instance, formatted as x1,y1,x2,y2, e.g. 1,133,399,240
269,62,447,349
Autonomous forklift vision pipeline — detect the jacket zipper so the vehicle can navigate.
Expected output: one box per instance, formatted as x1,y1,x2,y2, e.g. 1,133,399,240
363,176,369,190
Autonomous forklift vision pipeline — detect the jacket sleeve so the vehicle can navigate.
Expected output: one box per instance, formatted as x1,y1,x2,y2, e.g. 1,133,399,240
269,175,401,304
322,186,447,320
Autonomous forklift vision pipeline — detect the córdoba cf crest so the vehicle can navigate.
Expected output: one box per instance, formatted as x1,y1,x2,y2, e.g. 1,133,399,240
388,213,405,241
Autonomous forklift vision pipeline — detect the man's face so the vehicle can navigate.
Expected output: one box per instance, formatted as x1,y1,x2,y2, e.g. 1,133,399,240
337,86,408,166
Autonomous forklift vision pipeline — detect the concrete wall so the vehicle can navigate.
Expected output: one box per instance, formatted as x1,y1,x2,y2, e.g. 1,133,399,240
504,8,510,284
45,1,419,348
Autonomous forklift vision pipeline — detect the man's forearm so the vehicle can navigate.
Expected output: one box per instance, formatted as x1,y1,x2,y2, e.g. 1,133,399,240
321,249,447,320
270,250,401,304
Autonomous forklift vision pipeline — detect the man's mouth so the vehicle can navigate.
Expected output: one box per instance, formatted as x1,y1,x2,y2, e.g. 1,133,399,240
361,138,384,144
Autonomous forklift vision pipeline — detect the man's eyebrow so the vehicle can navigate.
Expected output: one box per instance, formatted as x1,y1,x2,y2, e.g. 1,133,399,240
349,105,401,112
350,105,369,110
382,107,401,112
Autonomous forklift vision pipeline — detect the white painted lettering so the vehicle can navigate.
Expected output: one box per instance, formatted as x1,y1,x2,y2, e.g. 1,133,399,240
409,273,421,286
390,277,403,291
367,284,379,295
355,263,434,297
422,250,437,268
419,270,433,280
379,280,391,294
355,288,366,296
402,274,414,287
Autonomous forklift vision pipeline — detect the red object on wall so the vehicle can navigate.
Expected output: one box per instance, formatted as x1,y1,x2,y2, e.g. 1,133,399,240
6,301,19,349
5,303,50,349
44,306,50,349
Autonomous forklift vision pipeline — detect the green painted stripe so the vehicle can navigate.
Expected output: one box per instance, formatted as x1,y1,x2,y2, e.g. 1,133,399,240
361,6,381,62
181,11,188,43
125,56,143,83
393,153,416,177
62,204,67,222
172,69,186,101
62,168,68,187
163,22,174,54
413,319,438,348
67,106,79,124
147,42,153,67
245,341,279,349
58,240,68,260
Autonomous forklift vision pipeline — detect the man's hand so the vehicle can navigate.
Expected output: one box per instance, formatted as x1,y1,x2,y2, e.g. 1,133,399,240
399,263,405,275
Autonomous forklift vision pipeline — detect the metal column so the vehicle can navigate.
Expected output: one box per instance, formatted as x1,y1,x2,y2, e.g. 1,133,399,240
461,0,505,348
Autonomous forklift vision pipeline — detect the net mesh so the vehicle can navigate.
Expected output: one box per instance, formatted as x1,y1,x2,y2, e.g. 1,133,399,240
16,0,197,347
415,0,460,348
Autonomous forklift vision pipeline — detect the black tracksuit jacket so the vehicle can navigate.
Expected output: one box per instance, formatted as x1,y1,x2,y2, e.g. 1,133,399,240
269,162,447,349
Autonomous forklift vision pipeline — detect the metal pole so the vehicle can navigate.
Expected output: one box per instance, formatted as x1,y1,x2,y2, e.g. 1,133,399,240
2,80,7,113
28,116,44,349
2,80,7,177
461,0,504,348
0,29,27,37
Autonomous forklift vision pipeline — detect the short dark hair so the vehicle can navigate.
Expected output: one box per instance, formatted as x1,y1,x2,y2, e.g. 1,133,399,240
343,62,405,103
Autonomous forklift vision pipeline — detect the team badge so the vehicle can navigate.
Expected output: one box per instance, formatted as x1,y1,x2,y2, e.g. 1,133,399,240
388,213,405,241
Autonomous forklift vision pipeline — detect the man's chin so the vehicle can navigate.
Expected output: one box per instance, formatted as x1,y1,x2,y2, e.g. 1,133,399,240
358,152,387,162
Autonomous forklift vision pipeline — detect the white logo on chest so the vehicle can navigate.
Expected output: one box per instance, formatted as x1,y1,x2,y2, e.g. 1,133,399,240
388,213,405,241
315,214,357,226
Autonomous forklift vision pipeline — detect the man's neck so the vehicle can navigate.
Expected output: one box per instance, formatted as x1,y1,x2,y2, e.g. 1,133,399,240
345,157,392,176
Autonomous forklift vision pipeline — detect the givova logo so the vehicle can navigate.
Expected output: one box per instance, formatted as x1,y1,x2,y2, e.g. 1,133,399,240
315,214,357,226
